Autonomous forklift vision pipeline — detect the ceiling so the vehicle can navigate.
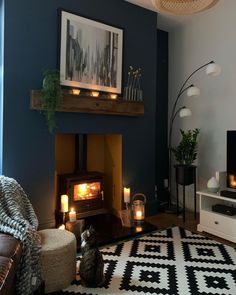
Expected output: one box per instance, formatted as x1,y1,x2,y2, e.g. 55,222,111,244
126,0,156,11
125,0,222,31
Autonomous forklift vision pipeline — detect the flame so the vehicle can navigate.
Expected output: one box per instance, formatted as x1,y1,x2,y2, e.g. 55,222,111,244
136,210,142,217
74,182,101,201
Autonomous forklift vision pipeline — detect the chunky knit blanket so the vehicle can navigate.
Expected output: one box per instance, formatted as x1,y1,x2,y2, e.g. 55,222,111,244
0,176,42,294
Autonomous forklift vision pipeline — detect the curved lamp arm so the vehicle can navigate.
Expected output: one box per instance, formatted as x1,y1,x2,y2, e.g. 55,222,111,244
169,106,187,150
169,60,215,146
169,85,194,135
177,61,214,96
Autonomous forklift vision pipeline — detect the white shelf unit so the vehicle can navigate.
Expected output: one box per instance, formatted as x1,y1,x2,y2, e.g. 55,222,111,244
197,190,236,243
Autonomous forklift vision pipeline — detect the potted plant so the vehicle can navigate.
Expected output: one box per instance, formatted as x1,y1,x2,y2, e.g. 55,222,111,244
171,128,200,185
41,70,63,133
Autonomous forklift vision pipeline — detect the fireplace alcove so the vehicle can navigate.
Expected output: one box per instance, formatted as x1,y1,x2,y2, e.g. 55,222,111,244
55,133,157,245
55,133,123,220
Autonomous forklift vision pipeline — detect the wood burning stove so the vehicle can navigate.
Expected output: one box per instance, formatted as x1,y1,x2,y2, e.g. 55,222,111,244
59,171,104,217
58,134,106,218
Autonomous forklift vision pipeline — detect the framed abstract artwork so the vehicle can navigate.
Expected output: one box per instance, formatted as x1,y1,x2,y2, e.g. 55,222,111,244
60,10,123,94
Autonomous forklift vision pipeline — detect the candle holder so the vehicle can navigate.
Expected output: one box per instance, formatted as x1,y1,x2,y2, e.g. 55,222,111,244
62,212,66,224
131,193,146,223
91,91,99,97
60,194,69,225
69,208,77,222
110,93,118,100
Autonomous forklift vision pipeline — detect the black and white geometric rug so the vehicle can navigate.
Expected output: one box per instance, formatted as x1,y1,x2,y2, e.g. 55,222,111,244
61,226,236,295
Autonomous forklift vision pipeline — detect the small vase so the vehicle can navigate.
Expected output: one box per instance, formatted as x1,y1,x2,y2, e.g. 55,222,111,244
207,177,219,193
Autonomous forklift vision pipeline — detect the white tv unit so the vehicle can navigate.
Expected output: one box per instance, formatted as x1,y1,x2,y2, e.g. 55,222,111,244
197,190,236,243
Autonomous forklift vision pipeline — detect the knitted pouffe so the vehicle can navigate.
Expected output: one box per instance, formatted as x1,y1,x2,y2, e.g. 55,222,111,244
39,229,77,293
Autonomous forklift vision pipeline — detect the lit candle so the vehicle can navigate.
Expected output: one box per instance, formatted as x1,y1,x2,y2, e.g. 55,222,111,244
135,226,143,232
110,93,118,100
58,224,65,230
61,195,68,212
91,91,99,97
72,89,80,95
69,208,76,222
136,210,143,220
124,187,130,203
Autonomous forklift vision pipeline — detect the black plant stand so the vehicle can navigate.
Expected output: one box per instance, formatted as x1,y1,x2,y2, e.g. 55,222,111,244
175,165,197,222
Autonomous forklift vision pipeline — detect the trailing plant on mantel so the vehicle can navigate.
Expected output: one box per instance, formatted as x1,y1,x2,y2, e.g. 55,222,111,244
41,70,63,133
171,128,200,165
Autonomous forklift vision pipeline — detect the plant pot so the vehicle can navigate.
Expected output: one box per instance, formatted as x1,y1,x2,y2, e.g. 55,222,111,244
174,165,196,185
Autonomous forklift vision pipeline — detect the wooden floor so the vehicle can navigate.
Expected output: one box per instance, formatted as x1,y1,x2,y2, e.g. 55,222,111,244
146,211,236,248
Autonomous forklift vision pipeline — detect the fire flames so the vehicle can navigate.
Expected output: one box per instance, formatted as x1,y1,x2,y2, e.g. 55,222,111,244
74,182,101,200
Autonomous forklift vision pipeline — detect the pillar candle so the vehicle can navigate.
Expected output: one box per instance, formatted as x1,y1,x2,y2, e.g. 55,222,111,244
124,187,130,203
69,208,76,222
61,194,68,212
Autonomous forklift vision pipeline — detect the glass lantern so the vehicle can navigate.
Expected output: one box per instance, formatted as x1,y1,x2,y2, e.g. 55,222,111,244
131,193,146,222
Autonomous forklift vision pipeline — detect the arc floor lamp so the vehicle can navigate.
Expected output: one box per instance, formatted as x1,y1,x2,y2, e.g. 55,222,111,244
167,60,221,212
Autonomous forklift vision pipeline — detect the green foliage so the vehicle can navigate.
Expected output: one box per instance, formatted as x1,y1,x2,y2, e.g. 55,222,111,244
41,70,63,133
171,128,200,165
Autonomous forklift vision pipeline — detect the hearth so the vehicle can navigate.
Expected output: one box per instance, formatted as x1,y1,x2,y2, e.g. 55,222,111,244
77,213,157,251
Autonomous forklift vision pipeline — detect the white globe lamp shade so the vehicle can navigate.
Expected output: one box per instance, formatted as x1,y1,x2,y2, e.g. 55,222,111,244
206,63,221,76
179,108,192,118
187,86,200,97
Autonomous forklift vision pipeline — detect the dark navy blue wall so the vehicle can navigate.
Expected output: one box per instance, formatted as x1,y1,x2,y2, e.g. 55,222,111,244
156,30,168,208
3,0,157,227
0,0,3,175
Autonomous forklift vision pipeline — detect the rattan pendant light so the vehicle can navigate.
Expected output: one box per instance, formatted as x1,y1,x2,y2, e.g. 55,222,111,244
152,0,219,15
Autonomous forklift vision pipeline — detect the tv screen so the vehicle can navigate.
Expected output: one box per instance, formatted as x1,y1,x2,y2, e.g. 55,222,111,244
227,130,236,189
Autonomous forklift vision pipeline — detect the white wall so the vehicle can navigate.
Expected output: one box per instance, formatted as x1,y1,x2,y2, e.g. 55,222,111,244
168,0,236,209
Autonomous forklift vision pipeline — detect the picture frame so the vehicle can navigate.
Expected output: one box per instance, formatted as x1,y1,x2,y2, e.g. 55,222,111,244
60,10,123,94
